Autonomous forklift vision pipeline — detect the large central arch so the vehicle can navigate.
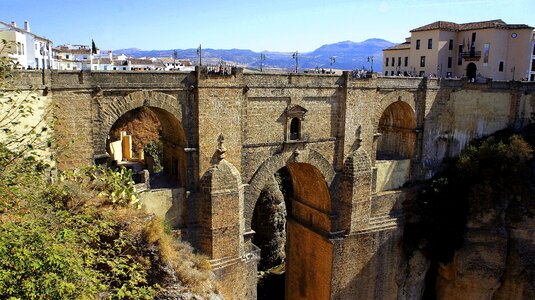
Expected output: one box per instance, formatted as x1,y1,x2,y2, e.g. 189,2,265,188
245,149,336,300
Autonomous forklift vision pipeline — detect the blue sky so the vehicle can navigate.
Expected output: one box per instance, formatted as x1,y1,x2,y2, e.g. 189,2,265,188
1,0,533,52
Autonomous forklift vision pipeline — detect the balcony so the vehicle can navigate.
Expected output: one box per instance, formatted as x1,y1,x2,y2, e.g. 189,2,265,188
462,50,481,61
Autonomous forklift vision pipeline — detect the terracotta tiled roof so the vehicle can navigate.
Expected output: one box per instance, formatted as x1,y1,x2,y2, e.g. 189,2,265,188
54,47,91,55
129,58,155,65
411,19,533,32
384,42,411,51
410,21,459,32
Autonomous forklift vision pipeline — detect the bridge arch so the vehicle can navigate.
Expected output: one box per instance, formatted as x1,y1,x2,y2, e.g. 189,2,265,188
245,149,335,231
374,91,417,160
95,91,188,186
245,149,336,299
374,91,417,192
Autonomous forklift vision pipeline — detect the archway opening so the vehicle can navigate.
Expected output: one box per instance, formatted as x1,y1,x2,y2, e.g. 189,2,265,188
253,162,333,300
467,62,477,82
107,106,187,188
376,100,416,191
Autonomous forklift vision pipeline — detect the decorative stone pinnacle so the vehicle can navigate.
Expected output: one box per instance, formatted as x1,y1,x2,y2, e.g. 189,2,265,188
217,133,227,159
293,149,302,162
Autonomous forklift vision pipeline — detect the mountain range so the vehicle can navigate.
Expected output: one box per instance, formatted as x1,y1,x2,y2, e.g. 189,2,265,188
114,38,395,72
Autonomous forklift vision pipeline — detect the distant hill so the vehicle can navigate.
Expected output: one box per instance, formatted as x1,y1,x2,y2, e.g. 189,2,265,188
114,38,395,72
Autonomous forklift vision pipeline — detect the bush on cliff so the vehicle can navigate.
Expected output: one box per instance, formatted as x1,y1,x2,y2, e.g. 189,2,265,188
404,128,534,263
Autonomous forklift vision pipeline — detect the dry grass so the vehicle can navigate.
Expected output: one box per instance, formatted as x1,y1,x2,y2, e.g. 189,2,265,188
143,218,215,296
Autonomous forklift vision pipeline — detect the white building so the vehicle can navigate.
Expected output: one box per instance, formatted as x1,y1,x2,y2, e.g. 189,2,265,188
0,20,53,69
53,44,91,70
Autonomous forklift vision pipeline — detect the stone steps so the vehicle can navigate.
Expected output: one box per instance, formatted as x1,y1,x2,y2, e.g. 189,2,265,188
363,214,403,232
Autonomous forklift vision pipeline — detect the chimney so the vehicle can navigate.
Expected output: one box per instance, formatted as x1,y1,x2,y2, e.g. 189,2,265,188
109,50,113,61
11,21,16,27
24,21,30,32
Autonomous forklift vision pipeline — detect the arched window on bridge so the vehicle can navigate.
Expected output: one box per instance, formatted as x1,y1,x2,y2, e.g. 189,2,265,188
285,104,307,142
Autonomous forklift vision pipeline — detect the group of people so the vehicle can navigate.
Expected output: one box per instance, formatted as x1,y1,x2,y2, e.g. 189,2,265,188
351,68,369,79
206,64,232,75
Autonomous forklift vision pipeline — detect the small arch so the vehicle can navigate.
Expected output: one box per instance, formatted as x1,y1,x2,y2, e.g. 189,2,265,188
96,91,188,188
376,100,416,159
289,117,301,140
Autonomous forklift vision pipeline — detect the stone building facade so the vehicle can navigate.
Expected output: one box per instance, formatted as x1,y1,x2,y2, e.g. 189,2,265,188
12,69,535,299
383,19,535,81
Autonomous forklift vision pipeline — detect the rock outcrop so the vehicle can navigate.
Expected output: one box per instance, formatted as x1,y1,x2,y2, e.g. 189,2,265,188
252,175,287,271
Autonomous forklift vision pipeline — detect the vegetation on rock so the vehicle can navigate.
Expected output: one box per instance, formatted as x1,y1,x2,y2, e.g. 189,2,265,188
0,41,218,299
404,128,534,263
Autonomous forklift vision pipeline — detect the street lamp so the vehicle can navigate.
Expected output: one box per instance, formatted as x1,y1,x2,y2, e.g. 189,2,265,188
367,56,374,73
260,53,266,72
330,56,336,74
196,44,202,66
292,51,298,73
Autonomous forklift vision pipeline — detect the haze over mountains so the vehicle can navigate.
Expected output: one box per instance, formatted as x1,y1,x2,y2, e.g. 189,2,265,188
114,38,395,72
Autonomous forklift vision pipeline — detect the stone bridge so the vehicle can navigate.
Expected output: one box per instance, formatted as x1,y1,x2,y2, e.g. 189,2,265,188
18,69,535,299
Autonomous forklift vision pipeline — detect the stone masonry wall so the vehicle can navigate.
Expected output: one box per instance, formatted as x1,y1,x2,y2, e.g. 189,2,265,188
8,70,535,300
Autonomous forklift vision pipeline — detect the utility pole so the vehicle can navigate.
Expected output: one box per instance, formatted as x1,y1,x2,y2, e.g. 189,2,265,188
330,56,336,74
260,53,266,72
292,51,298,73
173,50,178,70
197,44,202,67
367,56,374,73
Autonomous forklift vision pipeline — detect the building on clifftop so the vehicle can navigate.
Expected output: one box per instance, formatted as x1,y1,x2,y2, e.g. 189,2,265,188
383,19,535,82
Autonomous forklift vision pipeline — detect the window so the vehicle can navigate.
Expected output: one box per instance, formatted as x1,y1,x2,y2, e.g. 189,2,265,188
398,57,401,67
458,45,463,65
448,57,452,68
531,59,535,71
531,74,535,82
290,118,300,140
66,54,69,59
391,71,394,76
428,39,433,49
385,71,388,76
533,46,535,56
404,57,408,67
420,56,426,67
416,39,421,49
449,39,453,50
483,43,490,64
419,71,425,77
499,61,504,72
472,32,477,43
386,57,389,66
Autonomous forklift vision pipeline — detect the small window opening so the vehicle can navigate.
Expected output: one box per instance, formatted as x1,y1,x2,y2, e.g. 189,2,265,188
290,118,300,140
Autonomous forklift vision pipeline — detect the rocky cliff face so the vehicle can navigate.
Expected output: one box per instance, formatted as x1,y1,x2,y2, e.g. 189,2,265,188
435,209,535,299
252,175,287,271
399,131,535,299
